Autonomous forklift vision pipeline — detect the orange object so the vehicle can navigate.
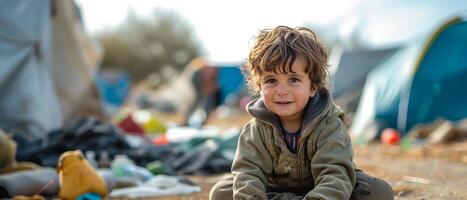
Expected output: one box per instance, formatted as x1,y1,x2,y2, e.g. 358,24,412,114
381,128,400,145
152,134,169,145
58,150,107,200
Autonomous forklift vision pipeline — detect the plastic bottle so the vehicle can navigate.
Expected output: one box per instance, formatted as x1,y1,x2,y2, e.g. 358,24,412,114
111,154,134,177
85,151,98,169
188,108,206,128
111,154,153,182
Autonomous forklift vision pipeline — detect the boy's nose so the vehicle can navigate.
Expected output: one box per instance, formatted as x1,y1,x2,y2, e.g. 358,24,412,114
276,84,289,95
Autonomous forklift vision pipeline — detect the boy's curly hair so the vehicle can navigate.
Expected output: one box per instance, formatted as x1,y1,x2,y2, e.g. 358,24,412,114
243,26,329,95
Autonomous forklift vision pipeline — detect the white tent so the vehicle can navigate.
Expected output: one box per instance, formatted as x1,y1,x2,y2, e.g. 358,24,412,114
0,0,105,143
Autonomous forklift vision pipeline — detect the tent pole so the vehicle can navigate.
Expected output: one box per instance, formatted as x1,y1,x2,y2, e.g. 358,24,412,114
397,80,412,134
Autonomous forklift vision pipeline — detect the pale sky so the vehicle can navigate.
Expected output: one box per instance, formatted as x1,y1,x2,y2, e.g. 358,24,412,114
75,0,362,63
75,0,467,63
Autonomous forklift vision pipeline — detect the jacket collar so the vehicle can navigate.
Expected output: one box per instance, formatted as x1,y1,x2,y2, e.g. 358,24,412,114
246,89,332,131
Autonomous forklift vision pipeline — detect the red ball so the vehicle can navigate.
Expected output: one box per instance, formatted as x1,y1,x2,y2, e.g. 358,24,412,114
381,128,400,145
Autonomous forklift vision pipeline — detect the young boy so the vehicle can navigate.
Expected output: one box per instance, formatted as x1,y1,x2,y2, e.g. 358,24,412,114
210,26,393,200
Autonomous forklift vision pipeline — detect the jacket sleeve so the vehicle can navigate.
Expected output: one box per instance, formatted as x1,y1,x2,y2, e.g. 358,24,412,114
232,121,273,200
305,117,356,200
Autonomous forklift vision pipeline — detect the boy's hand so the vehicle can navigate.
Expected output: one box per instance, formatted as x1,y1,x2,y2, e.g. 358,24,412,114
267,192,303,200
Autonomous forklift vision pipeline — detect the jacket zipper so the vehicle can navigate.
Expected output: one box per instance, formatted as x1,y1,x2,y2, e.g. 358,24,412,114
296,159,302,185
296,136,305,185
259,119,306,185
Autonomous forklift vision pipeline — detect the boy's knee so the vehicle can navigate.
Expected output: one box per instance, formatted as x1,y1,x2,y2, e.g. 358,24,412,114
370,178,394,200
352,171,394,200
210,176,233,200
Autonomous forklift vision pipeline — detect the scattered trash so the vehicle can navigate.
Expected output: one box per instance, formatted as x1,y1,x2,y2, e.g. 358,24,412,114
13,195,45,200
117,115,145,135
164,126,220,143
109,175,201,198
381,128,401,145
408,118,467,144
146,160,170,175
428,120,467,144
97,151,111,169
399,137,415,150
76,192,101,200
152,134,170,145
392,181,416,197
115,109,168,135
402,175,431,184
111,155,153,182
85,151,99,169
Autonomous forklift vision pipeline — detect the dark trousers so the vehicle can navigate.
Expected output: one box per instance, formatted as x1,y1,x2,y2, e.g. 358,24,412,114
210,170,393,200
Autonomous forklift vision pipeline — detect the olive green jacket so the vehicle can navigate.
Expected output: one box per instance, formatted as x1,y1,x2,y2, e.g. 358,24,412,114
232,90,356,200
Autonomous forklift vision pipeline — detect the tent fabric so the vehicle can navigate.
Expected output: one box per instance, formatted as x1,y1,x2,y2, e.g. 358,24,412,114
329,46,401,115
0,0,105,143
51,0,105,124
406,20,467,129
217,65,245,104
350,44,422,140
350,16,467,140
0,0,62,142
331,47,400,98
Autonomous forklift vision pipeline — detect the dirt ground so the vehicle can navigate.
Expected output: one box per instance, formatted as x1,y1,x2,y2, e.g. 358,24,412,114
146,114,467,200
353,142,467,200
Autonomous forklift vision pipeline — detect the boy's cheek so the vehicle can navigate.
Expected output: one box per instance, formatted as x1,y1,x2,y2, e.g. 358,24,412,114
260,90,270,99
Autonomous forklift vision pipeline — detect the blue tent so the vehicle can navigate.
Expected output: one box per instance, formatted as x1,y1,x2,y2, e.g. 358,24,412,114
96,70,131,107
216,65,246,104
351,14,467,140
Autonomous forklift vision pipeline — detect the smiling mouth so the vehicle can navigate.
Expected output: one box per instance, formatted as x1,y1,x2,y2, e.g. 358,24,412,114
275,101,292,104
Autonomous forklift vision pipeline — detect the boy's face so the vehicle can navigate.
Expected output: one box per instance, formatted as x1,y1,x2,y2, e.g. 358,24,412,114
260,56,316,123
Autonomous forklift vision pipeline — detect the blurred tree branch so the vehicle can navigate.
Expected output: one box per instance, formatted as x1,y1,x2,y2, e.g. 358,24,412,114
98,9,203,86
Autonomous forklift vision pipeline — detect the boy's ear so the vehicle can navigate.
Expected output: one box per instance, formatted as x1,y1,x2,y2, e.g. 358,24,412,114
310,88,317,97
310,91,316,97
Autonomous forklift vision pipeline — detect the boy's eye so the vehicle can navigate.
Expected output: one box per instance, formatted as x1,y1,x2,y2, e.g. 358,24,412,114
289,78,300,84
264,79,277,85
